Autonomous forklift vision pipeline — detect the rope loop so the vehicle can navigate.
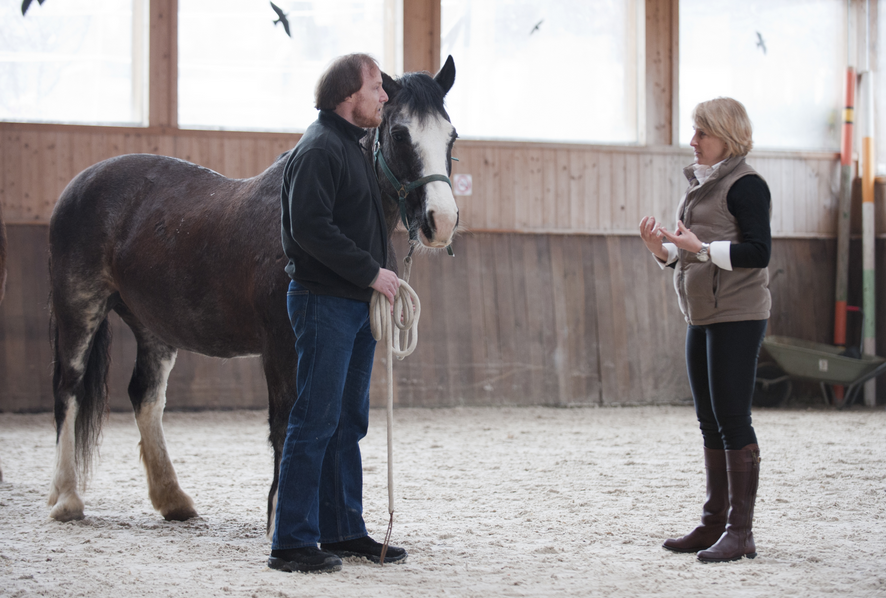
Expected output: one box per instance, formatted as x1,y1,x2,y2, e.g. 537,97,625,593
370,279,420,361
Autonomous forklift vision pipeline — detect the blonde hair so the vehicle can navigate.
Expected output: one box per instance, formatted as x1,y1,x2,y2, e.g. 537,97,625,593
691,97,753,157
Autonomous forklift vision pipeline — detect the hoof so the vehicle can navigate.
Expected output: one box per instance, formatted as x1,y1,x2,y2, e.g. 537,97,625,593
153,487,198,521
50,494,85,522
161,505,199,521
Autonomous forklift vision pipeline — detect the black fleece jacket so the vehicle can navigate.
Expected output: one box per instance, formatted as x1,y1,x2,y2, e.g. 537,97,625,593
281,110,388,302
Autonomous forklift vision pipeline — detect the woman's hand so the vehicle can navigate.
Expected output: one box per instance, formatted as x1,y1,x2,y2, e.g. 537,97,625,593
639,216,669,261
659,220,704,253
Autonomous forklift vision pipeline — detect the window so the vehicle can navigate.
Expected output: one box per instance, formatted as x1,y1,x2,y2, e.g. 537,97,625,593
0,0,148,126
440,0,642,144
178,0,403,132
679,0,846,151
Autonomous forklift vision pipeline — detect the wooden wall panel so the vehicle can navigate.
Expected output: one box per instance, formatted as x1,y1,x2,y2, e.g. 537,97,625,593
0,125,302,224
449,141,842,238
3,224,884,412
0,122,845,241
386,233,864,406
0,225,53,412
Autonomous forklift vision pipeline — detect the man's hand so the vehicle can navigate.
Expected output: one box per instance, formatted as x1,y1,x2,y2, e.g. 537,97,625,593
370,268,400,305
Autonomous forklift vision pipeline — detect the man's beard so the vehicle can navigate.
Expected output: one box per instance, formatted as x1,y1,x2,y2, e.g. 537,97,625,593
353,103,383,128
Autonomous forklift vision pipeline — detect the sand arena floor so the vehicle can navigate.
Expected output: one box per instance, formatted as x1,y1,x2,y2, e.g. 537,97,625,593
1,405,885,598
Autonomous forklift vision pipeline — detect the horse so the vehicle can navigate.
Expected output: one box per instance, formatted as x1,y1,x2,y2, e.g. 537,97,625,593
47,57,459,533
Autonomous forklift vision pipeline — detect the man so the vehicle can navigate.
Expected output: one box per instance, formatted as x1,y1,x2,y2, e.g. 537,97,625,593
270,53,406,574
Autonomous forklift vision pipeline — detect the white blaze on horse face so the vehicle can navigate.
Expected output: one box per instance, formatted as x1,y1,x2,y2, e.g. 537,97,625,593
408,110,459,247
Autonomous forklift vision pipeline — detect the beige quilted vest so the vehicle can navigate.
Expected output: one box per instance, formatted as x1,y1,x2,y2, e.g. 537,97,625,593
673,156,771,325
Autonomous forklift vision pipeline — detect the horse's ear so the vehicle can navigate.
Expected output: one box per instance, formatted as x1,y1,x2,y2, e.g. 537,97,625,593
382,71,401,100
434,55,456,96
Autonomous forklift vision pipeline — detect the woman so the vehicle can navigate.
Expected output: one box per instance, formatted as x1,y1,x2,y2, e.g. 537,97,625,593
639,97,770,563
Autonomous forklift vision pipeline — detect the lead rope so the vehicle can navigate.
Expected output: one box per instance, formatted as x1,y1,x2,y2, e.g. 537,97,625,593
369,272,420,565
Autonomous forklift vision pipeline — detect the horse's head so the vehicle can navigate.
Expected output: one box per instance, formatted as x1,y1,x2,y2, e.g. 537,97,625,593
375,56,458,250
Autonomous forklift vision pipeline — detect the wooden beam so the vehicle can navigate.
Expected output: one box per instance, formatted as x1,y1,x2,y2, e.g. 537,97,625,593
403,0,440,74
645,0,675,146
149,0,177,129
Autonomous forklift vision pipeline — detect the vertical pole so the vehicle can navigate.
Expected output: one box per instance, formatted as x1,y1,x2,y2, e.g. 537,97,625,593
834,67,856,351
861,71,876,405
861,0,876,406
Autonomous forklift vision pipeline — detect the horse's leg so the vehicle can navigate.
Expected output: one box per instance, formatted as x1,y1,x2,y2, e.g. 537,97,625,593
116,305,198,521
48,393,83,521
48,301,112,522
261,336,298,539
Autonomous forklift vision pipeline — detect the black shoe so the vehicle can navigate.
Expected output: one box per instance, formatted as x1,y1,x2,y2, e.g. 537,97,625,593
267,546,342,573
321,536,408,564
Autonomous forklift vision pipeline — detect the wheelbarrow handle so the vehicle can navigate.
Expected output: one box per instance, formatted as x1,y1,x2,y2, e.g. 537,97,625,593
845,305,865,358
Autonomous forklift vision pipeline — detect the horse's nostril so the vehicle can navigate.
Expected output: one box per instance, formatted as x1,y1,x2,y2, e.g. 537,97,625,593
427,210,437,232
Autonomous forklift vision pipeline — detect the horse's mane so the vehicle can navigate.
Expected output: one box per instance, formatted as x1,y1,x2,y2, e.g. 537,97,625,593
394,72,450,124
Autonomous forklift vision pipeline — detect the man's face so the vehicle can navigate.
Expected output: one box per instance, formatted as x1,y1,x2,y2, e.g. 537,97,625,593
351,64,388,128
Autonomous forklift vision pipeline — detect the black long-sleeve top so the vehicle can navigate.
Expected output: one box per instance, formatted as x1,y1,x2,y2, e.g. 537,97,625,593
726,175,771,269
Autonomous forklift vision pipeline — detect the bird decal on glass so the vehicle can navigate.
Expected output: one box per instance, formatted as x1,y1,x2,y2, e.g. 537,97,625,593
270,2,292,38
21,0,46,16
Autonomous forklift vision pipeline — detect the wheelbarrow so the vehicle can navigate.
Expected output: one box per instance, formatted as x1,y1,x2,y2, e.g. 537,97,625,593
754,321,886,409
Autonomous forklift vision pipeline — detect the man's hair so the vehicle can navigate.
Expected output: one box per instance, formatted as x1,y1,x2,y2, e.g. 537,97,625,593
692,97,754,157
314,53,380,110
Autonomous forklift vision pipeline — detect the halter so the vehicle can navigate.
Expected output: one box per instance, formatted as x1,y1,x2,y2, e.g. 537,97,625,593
373,128,455,257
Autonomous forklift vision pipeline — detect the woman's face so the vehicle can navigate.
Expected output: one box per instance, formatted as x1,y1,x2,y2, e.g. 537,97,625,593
690,126,730,166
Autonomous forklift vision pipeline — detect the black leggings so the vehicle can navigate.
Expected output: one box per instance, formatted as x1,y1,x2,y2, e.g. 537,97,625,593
685,319,768,450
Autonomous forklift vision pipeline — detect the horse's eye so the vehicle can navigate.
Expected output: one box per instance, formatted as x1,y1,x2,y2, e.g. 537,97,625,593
392,132,405,142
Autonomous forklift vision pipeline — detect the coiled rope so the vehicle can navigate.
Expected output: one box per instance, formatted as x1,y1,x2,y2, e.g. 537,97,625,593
369,278,420,564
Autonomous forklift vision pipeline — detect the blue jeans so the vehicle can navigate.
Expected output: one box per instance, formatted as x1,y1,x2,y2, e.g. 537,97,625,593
272,280,376,549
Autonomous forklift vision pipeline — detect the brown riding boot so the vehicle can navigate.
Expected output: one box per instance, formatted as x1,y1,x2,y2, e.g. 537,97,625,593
697,444,761,562
663,447,728,553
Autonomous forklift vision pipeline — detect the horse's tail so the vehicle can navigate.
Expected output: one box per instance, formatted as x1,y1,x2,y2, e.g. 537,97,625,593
50,299,113,484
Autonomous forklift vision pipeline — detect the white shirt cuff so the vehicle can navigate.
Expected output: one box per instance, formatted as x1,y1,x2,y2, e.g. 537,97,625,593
710,241,732,271
655,243,678,269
